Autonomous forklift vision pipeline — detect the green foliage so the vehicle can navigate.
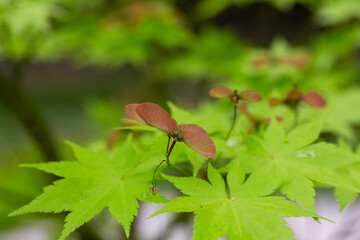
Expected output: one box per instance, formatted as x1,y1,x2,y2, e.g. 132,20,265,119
84,98,123,132
8,92,360,238
0,0,62,59
334,187,358,211
9,136,164,239
3,0,360,239
324,89,360,139
239,120,360,212
335,160,360,211
12,96,360,239
316,0,360,26
0,149,47,228
162,28,245,81
151,163,316,240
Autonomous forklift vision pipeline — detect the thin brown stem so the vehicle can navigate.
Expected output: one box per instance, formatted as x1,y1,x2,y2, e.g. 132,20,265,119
166,140,176,165
215,103,239,167
289,104,300,132
214,152,223,167
152,159,167,187
152,139,177,187
225,104,238,140
166,136,171,153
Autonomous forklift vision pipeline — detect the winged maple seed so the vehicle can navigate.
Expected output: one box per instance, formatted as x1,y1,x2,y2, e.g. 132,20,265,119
269,89,327,108
125,102,216,191
209,86,261,103
209,86,262,141
125,102,216,160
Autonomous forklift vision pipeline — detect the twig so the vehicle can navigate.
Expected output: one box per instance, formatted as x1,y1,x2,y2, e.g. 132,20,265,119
225,104,238,140
215,104,239,167
152,159,167,187
0,66,59,162
166,140,176,165
289,104,300,132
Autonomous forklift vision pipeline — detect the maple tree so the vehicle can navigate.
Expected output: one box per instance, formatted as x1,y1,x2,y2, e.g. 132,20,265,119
1,0,360,239
9,86,360,239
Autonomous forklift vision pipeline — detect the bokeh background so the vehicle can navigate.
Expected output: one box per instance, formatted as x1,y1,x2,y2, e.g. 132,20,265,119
0,0,360,239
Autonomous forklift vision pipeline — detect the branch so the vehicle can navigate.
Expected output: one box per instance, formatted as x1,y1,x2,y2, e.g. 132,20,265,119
225,104,238,140
0,68,59,162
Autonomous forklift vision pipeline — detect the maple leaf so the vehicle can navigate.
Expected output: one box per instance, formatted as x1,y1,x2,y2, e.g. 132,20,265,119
334,145,360,211
9,135,163,240
239,120,360,212
324,88,360,139
334,186,358,211
151,163,316,240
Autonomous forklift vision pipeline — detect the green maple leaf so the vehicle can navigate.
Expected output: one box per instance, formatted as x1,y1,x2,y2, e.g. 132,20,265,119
239,120,360,212
334,186,358,211
334,145,360,211
324,89,360,139
9,135,164,240
151,163,316,240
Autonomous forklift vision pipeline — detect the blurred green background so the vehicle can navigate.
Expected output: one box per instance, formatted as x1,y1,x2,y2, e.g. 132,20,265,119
0,0,359,239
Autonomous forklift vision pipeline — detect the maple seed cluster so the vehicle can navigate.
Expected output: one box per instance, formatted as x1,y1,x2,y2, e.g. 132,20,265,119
125,102,216,192
209,85,262,139
269,88,327,109
125,102,216,161
209,86,262,104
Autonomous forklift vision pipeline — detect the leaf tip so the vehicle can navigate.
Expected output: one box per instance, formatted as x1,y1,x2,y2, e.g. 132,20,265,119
8,211,19,217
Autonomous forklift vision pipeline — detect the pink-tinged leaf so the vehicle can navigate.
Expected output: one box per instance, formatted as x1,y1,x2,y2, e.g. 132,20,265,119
239,90,262,102
179,124,208,135
209,86,233,98
181,124,216,158
136,102,178,133
125,104,147,124
238,102,254,120
303,91,327,108
268,97,283,107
